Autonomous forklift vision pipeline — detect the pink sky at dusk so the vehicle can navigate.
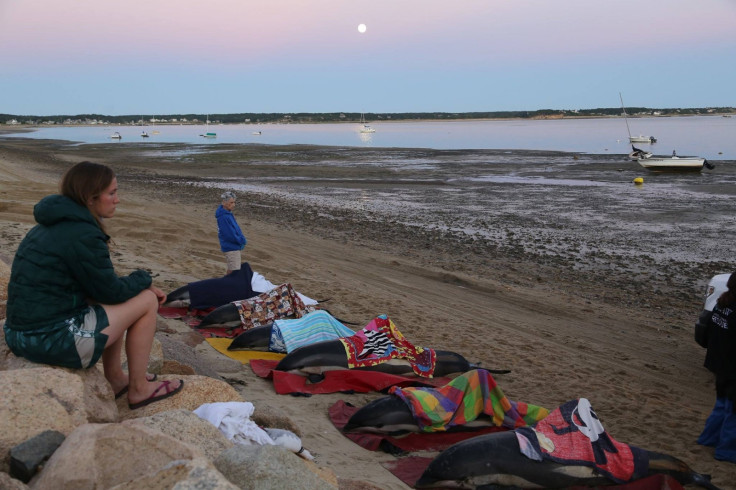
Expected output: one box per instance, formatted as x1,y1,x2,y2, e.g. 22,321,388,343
1,0,734,114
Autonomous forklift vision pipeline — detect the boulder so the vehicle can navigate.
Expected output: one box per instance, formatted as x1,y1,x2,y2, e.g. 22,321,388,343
0,367,117,473
9,430,65,483
30,423,203,489
117,375,243,420
123,409,234,460
0,471,29,489
108,457,238,490
214,444,338,490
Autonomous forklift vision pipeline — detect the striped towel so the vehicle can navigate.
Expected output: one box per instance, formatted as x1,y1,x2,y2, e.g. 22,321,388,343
269,310,355,353
340,315,436,377
389,369,549,432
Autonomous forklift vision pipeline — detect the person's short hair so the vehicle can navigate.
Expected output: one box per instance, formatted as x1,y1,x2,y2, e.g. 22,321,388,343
221,191,236,202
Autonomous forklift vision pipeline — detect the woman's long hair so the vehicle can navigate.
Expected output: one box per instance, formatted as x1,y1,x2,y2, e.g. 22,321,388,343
60,161,115,233
717,272,736,309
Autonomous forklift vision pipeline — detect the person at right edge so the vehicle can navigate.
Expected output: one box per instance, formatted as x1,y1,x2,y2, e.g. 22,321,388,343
215,191,246,275
697,271,736,463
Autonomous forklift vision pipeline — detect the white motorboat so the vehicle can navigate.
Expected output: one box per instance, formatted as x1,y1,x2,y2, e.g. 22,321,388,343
630,135,657,144
110,132,122,139
252,131,262,135
637,153,708,171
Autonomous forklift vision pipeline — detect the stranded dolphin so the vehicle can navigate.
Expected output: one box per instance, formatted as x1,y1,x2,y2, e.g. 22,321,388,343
414,431,721,489
227,325,274,351
274,339,480,378
197,303,242,328
342,395,498,435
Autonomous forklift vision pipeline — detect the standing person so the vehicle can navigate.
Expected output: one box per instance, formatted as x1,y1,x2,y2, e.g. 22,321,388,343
697,272,736,462
216,191,247,275
3,161,184,410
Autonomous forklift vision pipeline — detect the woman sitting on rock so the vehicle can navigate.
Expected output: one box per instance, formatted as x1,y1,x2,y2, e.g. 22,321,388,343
3,161,183,409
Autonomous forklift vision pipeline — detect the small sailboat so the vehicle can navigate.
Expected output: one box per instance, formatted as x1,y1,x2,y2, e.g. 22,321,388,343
359,113,376,133
619,93,656,144
141,131,149,138
200,115,216,138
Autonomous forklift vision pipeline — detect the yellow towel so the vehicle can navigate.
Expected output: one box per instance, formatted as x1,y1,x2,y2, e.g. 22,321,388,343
205,338,286,364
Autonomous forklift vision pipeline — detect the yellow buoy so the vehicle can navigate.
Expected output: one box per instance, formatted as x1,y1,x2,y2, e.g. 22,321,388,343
633,177,644,185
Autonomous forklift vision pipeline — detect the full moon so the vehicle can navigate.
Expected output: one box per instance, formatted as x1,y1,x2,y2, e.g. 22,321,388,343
358,23,367,33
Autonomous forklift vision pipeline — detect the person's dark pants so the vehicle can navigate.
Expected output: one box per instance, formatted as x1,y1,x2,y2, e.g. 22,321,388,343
698,377,736,463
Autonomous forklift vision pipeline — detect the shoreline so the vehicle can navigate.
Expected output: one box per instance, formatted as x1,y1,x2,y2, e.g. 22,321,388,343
1,138,735,488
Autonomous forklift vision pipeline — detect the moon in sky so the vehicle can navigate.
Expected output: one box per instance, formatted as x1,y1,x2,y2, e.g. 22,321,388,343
358,24,367,33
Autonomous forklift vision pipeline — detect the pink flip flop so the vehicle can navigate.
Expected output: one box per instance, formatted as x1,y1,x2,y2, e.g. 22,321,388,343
114,373,158,399
128,380,184,410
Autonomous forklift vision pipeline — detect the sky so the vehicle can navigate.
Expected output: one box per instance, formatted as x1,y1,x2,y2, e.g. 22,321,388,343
1,0,735,116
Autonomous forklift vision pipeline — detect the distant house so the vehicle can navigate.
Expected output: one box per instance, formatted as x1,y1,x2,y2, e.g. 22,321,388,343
6,119,19,125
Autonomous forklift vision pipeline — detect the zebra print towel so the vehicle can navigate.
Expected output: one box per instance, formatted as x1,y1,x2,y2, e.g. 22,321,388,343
339,315,436,377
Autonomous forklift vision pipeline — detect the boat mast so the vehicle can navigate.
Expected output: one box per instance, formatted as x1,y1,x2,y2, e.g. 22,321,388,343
619,92,633,141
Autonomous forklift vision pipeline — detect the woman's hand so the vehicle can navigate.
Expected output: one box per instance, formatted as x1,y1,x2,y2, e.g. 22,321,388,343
149,286,167,305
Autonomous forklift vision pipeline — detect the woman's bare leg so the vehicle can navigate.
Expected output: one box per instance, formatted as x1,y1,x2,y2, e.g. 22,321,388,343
100,289,181,404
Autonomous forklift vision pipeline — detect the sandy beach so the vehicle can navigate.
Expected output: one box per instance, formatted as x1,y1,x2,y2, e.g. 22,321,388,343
1,136,735,489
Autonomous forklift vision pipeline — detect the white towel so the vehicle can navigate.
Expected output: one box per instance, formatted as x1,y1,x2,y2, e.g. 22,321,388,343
251,271,318,306
193,402,314,460
194,401,273,446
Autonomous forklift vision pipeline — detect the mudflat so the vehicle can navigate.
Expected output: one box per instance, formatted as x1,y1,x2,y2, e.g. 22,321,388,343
1,137,734,489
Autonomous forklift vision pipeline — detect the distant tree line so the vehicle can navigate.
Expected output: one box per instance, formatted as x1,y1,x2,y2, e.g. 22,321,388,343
3,107,735,126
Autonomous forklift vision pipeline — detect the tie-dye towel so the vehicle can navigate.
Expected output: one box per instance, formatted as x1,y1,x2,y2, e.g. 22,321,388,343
388,369,549,433
515,398,648,484
268,310,355,353
339,315,435,377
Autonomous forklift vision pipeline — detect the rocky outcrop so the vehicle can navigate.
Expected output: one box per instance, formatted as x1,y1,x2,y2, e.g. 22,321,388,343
29,423,205,489
0,366,117,472
122,409,234,460
0,326,339,489
214,444,339,490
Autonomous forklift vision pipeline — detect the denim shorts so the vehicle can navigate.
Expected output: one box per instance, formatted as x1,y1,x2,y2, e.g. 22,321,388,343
4,305,109,369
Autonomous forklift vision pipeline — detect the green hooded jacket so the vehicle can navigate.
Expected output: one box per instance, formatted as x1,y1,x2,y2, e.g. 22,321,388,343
5,194,152,332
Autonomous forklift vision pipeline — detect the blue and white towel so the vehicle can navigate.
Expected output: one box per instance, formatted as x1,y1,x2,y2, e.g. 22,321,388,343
269,310,354,353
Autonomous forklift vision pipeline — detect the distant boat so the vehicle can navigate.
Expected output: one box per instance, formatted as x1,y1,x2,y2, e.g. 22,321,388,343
200,115,216,138
359,113,376,133
152,130,160,135
619,93,656,144
252,131,262,135
110,132,121,139
141,131,149,138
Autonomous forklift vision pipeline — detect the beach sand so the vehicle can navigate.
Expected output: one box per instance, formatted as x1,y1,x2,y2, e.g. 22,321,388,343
1,137,734,489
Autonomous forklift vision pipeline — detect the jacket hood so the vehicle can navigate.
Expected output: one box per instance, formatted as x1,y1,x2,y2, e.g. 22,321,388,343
34,194,99,228
215,204,231,218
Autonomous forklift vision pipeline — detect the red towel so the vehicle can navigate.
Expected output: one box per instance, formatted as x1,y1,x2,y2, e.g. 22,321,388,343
250,360,449,395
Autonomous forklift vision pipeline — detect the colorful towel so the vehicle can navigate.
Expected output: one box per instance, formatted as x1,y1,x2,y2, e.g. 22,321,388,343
329,400,505,453
389,369,549,433
269,310,355,353
516,398,648,484
233,283,316,330
250,360,450,395
339,315,435,377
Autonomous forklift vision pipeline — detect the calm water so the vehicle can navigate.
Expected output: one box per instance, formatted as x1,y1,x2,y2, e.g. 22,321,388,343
4,115,735,160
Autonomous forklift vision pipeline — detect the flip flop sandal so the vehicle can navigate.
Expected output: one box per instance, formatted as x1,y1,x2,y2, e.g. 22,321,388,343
114,373,159,399
128,380,184,410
